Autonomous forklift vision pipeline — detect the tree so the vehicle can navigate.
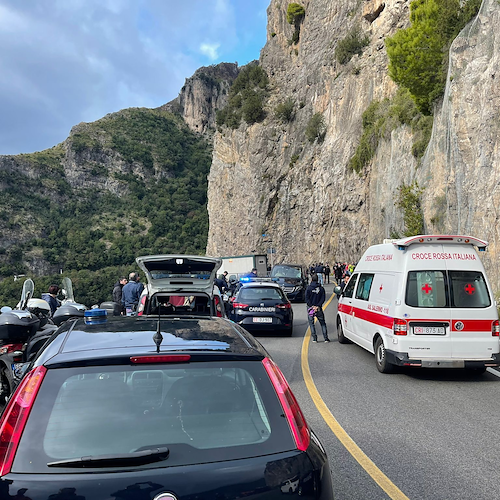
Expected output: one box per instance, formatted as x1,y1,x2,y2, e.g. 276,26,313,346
287,3,305,44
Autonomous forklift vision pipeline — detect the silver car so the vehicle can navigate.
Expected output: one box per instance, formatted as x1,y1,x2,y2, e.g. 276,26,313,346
135,255,225,317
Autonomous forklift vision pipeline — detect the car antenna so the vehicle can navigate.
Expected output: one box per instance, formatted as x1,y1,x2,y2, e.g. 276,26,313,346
153,311,163,353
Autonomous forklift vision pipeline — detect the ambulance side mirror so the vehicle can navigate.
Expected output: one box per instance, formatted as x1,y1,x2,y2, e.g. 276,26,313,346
334,286,342,296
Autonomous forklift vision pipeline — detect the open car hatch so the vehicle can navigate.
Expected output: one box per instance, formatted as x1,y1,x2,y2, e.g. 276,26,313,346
136,255,222,294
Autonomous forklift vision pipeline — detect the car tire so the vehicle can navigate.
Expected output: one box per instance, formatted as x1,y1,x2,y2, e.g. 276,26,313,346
337,321,351,344
284,327,293,337
375,337,394,373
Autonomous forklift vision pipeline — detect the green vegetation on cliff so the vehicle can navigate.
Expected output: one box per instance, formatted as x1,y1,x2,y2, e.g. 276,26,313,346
0,108,212,289
386,0,481,114
216,63,269,129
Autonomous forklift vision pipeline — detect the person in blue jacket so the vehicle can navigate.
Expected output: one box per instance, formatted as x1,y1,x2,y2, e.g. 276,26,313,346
121,272,144,316
305,273,330,343
42,285,61,317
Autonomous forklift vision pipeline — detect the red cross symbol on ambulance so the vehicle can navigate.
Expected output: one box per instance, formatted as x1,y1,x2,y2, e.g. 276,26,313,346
422,283,432,294
464,283,475,295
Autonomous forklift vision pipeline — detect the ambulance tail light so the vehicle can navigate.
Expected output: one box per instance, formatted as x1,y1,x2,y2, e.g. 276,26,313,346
393,318,408,335
492,320,500,337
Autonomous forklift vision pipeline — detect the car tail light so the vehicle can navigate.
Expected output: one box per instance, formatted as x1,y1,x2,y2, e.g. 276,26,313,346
137,294,147,316
214,296,223,317
0,365,47,476
131,355,191,364
0,344,23,355
393,318,408,335
493,320,500,337
232,302,249,310
276,303,292,309
262,357,310,452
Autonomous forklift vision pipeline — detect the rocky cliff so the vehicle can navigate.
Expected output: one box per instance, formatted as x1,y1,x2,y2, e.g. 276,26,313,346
206,0,500,291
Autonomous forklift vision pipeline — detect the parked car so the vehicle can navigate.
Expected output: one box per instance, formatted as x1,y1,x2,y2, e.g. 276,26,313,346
229,280,294,336
135,254,225,317
271,264,308,302
0,315,334,500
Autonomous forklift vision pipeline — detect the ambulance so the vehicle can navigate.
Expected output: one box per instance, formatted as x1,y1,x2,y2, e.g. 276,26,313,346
335,235,500,373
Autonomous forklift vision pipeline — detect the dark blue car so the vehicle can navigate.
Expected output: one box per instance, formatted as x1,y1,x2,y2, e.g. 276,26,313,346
0,315,333,500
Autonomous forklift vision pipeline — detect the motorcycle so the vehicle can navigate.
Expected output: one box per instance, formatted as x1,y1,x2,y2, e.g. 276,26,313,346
0,277,87,407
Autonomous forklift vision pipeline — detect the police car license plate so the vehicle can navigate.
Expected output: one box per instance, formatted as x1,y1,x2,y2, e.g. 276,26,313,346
413,326,445,335
253,317,273,323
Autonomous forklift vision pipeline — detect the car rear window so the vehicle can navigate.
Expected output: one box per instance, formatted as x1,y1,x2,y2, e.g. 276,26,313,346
13,361,295,473
147,294,212,315
271,266,302,279
405,270,491,308
239,287,285,301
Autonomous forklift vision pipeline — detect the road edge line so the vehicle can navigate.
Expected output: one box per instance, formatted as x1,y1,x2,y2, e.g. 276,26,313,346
301,292,410,500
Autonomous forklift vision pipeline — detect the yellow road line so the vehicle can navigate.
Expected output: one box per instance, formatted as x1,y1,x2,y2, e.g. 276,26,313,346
301,293,410,500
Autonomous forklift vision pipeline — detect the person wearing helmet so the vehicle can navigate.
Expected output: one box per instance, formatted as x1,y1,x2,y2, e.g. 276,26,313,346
42,285,61,317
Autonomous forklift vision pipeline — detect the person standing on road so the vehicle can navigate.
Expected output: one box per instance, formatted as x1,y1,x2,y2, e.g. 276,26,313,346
112,277,127,314
305,273,330,343
315,263,324,286
121,272,144,316
324,263,331,284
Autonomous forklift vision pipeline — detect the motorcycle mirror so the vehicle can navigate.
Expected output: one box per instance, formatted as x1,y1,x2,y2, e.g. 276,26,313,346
0,306,12,313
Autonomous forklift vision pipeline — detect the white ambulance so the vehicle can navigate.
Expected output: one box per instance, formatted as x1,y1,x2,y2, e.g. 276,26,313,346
335,235,500,373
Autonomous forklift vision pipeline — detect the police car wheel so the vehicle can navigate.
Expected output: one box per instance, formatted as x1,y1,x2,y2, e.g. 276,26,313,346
337,321,351,344
375,337,394,373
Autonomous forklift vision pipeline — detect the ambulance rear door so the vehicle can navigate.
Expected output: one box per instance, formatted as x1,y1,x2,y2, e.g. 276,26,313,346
404,268,452,360
447,269,498,360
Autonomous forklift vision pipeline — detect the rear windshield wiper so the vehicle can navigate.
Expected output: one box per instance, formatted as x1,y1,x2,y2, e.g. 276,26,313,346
47,447,169,468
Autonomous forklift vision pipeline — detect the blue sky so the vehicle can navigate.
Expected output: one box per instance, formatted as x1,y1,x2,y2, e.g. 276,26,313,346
0,0,269,155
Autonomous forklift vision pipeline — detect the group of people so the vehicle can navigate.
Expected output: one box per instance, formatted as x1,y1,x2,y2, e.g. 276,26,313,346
112,272,144,315
309,262,356,285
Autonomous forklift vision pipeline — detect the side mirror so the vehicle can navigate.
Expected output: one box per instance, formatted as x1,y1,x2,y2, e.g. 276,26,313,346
334,286,342,296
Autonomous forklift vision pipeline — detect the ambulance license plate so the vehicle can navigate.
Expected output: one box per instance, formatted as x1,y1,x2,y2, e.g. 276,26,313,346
413,326,445,335
253,317,273,323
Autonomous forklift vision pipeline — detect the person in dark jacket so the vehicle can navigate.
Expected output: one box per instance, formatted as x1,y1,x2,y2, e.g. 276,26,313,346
215,274,226,293
112,277,127,314
324,263,331,284
121,272,144,316
42,285,61,317
305,273,329,343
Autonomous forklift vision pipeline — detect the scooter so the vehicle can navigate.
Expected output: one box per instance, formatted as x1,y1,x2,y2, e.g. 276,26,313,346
0,279,42,404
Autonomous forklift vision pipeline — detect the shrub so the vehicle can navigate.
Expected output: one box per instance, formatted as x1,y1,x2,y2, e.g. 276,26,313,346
305,113,326,143
287,3,305,44
287,3,305,25
335,26,370,65
275,99,295,122
386,0,481,114
217,63,269,128
395,181,425,236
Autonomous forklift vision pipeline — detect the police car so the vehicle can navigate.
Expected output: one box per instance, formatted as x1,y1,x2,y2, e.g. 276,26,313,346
229,280,293,336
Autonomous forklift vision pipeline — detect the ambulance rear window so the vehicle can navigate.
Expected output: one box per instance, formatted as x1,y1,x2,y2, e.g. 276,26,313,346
449,271,490,308
405,271,491,308
406,271,447,308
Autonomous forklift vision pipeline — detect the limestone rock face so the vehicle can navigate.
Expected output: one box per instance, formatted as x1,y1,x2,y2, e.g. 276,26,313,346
163,63,240,136
207,0,500,291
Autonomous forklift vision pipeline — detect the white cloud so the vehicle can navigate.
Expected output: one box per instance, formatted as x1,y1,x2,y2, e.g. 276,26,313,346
200,42,220,61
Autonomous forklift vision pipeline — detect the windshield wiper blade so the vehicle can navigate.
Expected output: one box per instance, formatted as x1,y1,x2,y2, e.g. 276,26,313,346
47,447,169,468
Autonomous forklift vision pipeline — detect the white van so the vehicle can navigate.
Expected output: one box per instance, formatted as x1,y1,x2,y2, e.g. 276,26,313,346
335,235,500,373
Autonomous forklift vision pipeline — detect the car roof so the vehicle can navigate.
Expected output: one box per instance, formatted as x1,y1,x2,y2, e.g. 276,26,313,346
240,281,283,289
35,316,268,367
273,264,303,268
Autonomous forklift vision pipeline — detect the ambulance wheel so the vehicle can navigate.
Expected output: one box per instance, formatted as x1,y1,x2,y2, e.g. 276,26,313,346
375,337,394,373
337,321,351,344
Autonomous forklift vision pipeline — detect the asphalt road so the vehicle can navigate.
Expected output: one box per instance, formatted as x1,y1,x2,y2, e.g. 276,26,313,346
258,284,500,500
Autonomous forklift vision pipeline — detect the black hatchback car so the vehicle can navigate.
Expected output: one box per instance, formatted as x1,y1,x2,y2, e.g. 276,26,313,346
0,315,333,500
229,281,294,336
